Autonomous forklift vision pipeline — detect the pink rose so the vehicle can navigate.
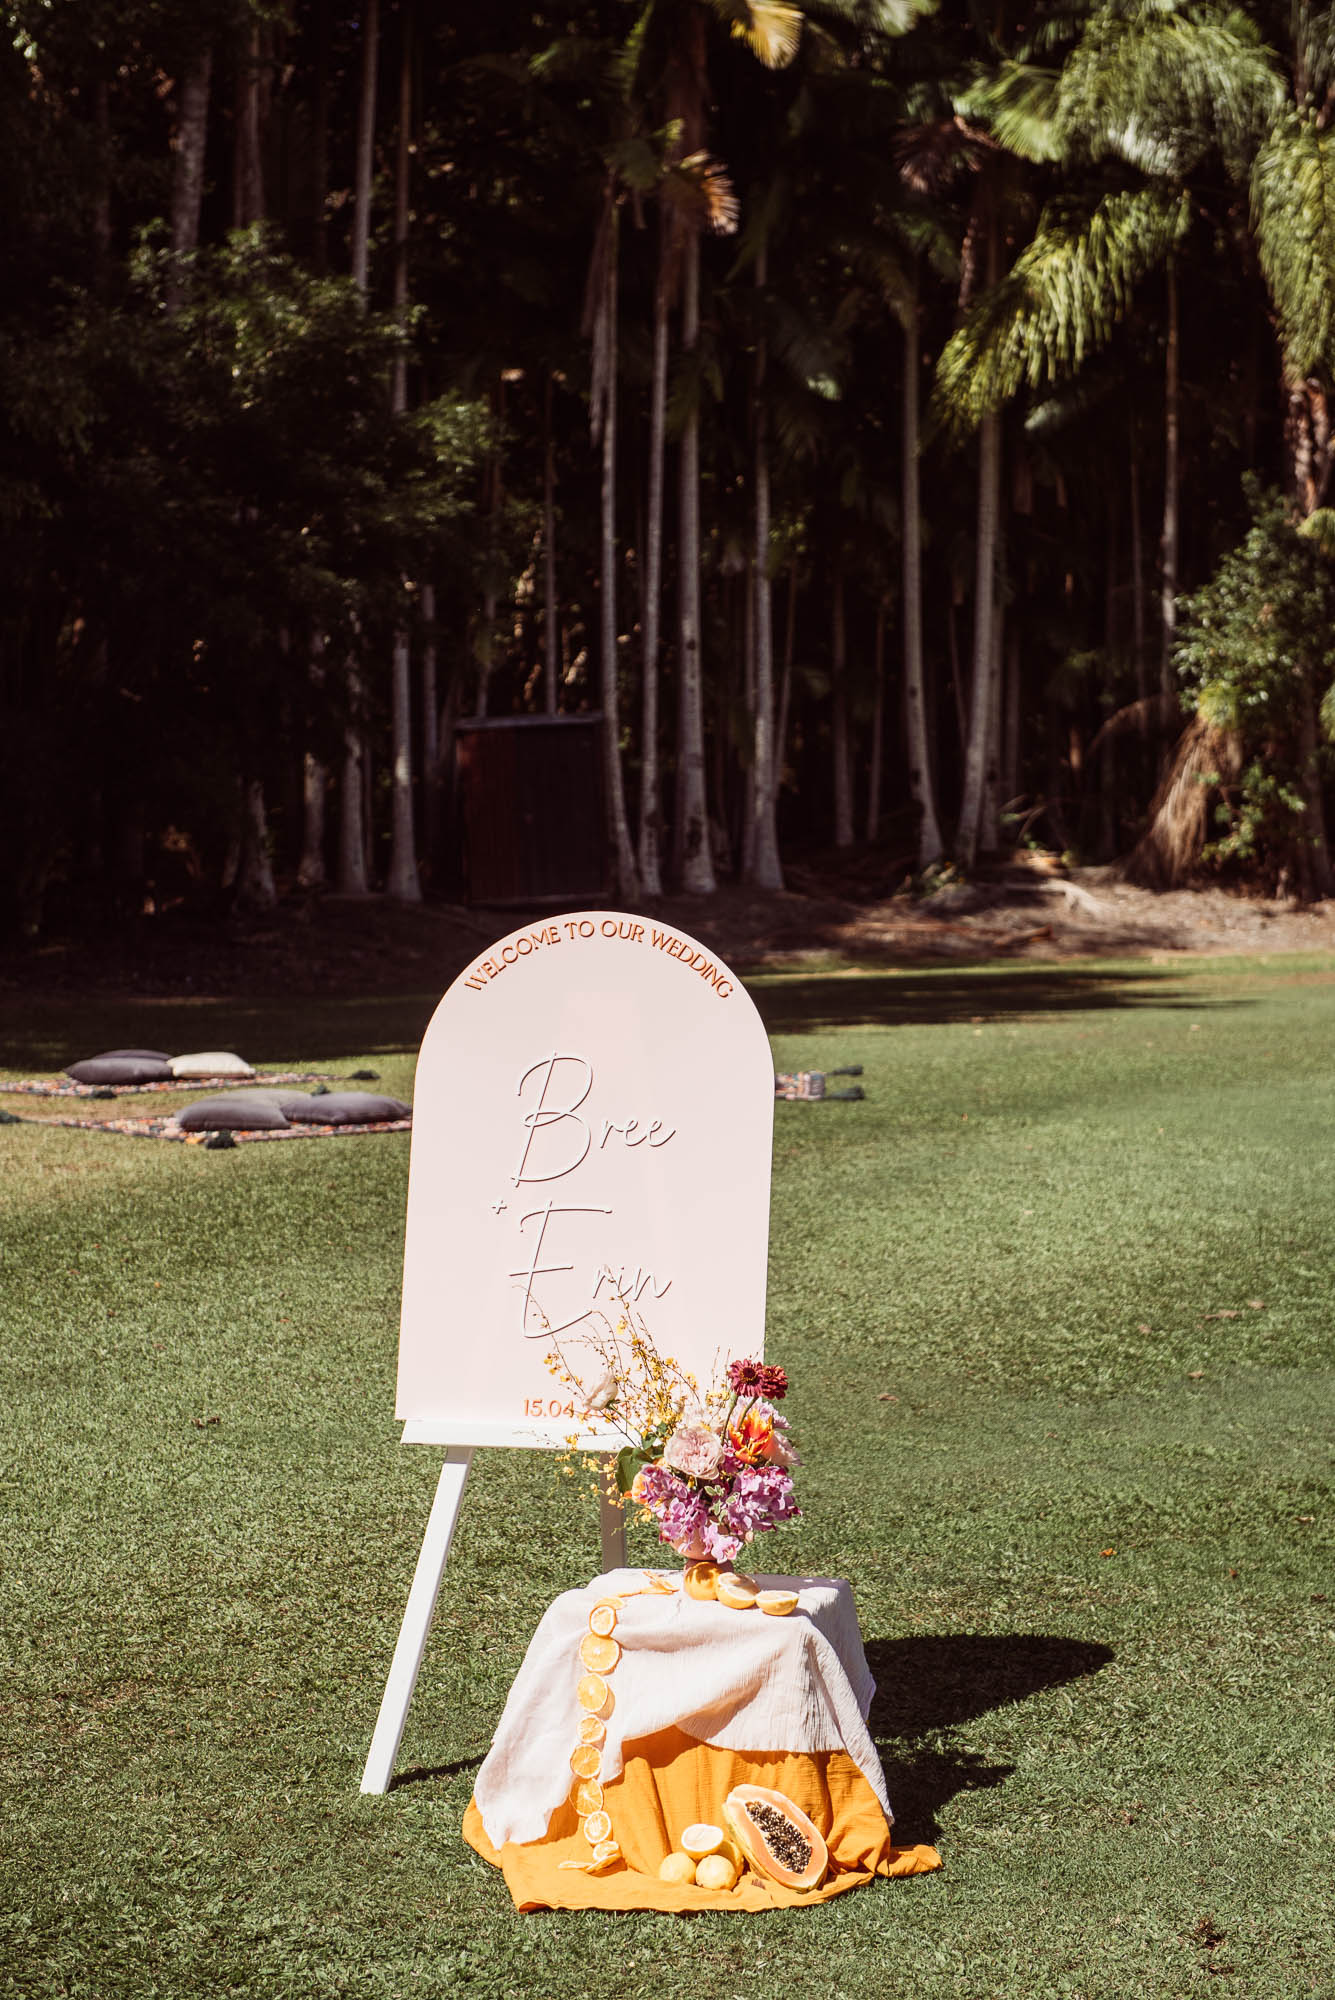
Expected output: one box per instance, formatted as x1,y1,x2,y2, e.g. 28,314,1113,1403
661,1422,725,1481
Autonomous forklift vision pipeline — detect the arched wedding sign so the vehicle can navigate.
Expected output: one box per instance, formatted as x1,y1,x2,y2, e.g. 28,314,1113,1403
361,911,774,1793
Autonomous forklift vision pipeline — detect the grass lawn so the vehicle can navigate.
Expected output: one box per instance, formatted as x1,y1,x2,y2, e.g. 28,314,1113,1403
1,953,1331,1999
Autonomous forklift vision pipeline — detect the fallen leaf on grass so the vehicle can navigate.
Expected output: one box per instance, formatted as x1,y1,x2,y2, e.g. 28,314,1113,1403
1187,1370,1205,1380
1101,1548,1116,1558
1247,1299,1265,1310
1202,1309,1239,1320
876,1393,899,1402
191,1415,220,1429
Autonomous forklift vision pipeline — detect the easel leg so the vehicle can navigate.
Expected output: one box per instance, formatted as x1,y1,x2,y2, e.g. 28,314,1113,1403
599,1454,627,1574
360,1447,474,1795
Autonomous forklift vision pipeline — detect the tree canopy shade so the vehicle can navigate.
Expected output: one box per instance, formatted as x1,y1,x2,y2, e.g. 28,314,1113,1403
6,0,1335,935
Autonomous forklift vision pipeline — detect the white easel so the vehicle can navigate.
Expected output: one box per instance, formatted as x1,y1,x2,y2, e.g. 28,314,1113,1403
359,911,774,1797
360,1421,626,1795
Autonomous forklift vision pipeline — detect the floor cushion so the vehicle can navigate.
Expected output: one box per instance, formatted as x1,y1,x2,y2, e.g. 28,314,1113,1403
66,1051,174,1085
283,1092,409,1125
168,1051,255,1079
177,1094,291,1132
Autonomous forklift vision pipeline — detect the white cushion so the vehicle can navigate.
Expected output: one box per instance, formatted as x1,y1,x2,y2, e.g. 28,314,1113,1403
168,1050,255,1079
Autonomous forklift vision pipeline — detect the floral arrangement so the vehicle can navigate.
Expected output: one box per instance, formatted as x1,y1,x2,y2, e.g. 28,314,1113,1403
546,1310,800,1563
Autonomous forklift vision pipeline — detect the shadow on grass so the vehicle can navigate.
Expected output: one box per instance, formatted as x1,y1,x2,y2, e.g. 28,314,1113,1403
865,1633,1114,1844
750,964,1236,1034
391,1752,486,1791
0,992,440,1073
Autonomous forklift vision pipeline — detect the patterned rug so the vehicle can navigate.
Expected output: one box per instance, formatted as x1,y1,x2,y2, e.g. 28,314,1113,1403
0,1072,348,1099
5,1112,412,1144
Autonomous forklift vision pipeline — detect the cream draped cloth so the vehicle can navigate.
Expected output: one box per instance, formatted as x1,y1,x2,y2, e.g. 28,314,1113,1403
472,1568,892,1848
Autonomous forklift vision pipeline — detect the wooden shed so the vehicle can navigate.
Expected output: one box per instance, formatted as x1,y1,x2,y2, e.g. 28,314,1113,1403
454,713,608,906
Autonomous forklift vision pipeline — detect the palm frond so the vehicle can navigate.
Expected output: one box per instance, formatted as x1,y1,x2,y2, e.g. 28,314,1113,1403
962,60,1064,164
662,151,740,234
1056,6,1283,180
934,187,1189,432
715,0,804,70
1252,112,1335,378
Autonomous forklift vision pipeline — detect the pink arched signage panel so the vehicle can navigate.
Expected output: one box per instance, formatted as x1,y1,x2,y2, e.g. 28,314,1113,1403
395,911,774,1439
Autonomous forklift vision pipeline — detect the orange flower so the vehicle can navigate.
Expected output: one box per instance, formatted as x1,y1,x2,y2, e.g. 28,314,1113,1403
728,1408,774,1466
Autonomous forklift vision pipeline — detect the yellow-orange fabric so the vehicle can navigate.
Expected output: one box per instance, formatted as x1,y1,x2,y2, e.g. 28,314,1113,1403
462,1726,941,1913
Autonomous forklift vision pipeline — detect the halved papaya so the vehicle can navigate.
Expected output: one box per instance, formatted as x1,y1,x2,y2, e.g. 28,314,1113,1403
723,1784,828,1891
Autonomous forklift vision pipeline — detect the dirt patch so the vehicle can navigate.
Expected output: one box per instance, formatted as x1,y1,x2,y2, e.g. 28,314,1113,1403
2,858,1333,1005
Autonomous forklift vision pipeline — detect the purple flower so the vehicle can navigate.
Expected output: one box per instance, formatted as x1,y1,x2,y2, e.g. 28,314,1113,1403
719,1465,801,1542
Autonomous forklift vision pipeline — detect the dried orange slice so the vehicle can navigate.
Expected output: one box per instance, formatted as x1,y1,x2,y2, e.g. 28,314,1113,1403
589,1601,618,1637
579,1631,621,1673
572,1778,604,1816
577,1672,611,1713
569,1743,602,1780
577,1715,606,1747
589,1839,620,1871
583,1810,613,1846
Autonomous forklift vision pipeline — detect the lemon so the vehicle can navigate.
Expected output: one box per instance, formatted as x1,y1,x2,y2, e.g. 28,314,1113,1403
657,1851,697,1885
577,1715,606,1747
589,1601,618,1637
757,1588,799,1617
569,1743,601,1780
715,1573,760,1610
572,1779,603,1816
582,1809,612,1845
576,1672,611,1713
679,1822,725,1861
694,1853,739,1891
579,1632,621,1673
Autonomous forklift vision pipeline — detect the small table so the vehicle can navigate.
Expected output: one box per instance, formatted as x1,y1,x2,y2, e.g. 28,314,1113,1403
463,1569,940,1911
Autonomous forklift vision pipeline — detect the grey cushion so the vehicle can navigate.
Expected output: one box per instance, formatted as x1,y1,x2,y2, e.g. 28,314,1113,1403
283,1092,410,1125
177,1094,291,1132
67,1051,174,1084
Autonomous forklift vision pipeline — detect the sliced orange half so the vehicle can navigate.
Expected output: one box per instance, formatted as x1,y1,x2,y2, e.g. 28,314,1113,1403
569,1743,602,1780
577,1671,611,1713
582,1810,613,1846
589,1839,621,1871
572,1778,604,1816
579,1631,621,1674
589,1601,618,1637
577,1715,606,1746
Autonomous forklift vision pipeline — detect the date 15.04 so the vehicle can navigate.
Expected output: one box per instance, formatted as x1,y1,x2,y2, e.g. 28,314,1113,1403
524,1397,576,1418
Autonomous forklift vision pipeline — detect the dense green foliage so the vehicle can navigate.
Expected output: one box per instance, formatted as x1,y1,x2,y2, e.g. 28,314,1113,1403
11,0,1335,926
2,955,1332,1995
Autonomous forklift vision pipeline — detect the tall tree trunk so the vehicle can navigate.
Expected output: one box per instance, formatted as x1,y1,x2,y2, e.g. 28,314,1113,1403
865,596,886,846
339,677,370,894
385,0,420,902
955,409,1002,867
340,0,379,889
980,554,1004,852
1130,438,1147,708
593,204,640,899
420,580,440,864
167,44,212,311
901,299,943,865
1160,254,1180,701
638,236,669,895
298,633,328,889
773,560,796,794
91,76,112,291
831,566,853,848
236,778,277,910
232,20,265,228
543,375,560,718
312,0,330,274
351,0,379,296
476,379,504,717
746,242,783,890
1002,626,1021,804
1296,675,1333,898
675,227,716,892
